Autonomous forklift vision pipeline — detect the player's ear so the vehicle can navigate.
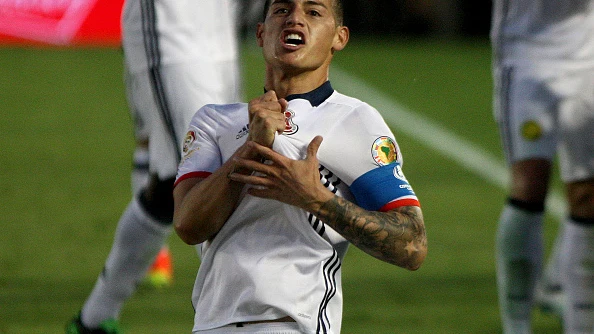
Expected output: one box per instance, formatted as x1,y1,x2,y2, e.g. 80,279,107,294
332,26,349,52
256,23,265,47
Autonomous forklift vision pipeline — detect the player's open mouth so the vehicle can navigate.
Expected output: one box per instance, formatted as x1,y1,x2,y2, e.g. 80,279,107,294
284,33,304,46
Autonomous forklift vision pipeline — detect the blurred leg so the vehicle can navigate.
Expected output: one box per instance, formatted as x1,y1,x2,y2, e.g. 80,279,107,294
81,199,171,326
561,180,594,333
497,160,551,334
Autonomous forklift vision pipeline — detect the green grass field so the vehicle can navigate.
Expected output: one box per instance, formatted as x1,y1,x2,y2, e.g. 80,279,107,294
0,36,563,333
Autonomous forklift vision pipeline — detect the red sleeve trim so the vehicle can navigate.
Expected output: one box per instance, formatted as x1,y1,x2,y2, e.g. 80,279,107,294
379,198,421,212
173,171,212,188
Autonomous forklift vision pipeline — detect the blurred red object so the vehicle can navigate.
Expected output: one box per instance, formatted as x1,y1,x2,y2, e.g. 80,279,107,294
0,0,124,47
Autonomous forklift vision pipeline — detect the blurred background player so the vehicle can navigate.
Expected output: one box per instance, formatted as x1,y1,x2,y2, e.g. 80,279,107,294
133,0,268,288
491,0,594,332
66,0,244,332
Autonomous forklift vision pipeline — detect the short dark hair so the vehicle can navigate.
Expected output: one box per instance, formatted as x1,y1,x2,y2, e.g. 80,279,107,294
262,0,344,26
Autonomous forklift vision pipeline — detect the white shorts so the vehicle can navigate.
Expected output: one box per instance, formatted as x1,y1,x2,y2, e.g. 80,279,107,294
193,322,301,334
124,59,241,179
493,65,594,183
124,69,149,143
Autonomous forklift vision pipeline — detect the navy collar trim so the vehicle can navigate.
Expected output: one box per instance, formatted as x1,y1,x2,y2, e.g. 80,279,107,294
284,81,334,107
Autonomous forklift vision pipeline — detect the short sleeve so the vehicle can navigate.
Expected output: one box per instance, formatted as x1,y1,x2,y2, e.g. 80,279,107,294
319,102,419,210
174,105,223,187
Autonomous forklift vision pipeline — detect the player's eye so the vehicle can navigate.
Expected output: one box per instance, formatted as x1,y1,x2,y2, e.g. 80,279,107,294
273,7,289,15
308,9,321,16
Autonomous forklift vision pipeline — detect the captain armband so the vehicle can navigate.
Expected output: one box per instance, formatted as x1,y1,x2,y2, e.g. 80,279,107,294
350,163,420,212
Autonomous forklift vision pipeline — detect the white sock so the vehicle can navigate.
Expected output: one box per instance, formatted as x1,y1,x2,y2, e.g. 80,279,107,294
131,147,171,268
496,203,544,334
131,147,149,195
80,197,171,327
560,219,594,334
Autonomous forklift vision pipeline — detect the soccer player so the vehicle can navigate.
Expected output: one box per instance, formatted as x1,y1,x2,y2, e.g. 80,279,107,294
66,0,242,333
173,0,428,332
491,0,594,332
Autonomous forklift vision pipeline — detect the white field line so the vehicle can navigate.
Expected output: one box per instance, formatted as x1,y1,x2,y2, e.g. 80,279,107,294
331,66,567,220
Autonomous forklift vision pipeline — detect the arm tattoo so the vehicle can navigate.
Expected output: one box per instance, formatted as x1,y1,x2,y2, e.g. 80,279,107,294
316,195,427,269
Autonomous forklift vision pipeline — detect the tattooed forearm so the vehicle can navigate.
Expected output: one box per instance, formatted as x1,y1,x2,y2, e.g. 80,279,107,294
316,195,427,270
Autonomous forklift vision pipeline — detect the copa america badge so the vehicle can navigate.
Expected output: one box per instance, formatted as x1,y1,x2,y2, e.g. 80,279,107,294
371,136,398,166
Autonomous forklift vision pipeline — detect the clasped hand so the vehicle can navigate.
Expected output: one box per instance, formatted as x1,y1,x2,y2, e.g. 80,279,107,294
247,90,288,148
235,90,334,211
228,136,331,212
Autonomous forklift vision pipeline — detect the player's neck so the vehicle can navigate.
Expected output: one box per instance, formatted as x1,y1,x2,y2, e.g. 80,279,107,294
264,64,330,99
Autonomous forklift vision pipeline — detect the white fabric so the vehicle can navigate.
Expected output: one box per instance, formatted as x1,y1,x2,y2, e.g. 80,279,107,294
194,322,301,334
81,198,171,327
560,220,594,333
122,0,240,73
491,0,594,182
492,66,594,182
490,0,594,69
176,88,413,334
495,203,544,333
121,0,242,178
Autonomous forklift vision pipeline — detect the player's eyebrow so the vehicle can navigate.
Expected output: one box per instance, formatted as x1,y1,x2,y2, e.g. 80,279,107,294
270,0,329,10
270,0,291,7
303,0,328,9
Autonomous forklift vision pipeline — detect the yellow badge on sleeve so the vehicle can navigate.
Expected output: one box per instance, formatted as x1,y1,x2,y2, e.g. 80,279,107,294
371,136,398,166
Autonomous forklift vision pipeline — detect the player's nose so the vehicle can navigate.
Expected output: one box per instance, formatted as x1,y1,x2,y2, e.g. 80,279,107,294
285,7,305,27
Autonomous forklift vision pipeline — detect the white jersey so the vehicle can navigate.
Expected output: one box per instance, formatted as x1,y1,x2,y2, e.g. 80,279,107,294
175,82,420,334
122,0,239,74
490,0,594,69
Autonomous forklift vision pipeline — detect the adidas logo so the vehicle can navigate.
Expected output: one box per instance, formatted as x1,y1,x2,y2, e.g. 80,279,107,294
236,124,249,140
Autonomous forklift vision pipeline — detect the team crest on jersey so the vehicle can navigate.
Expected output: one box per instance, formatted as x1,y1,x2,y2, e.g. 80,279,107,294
182,130,196,154
521,120,542,141
371,136,398,166
284,109,298,135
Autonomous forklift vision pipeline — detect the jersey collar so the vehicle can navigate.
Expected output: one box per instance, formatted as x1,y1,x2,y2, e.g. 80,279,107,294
285,81,334,107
